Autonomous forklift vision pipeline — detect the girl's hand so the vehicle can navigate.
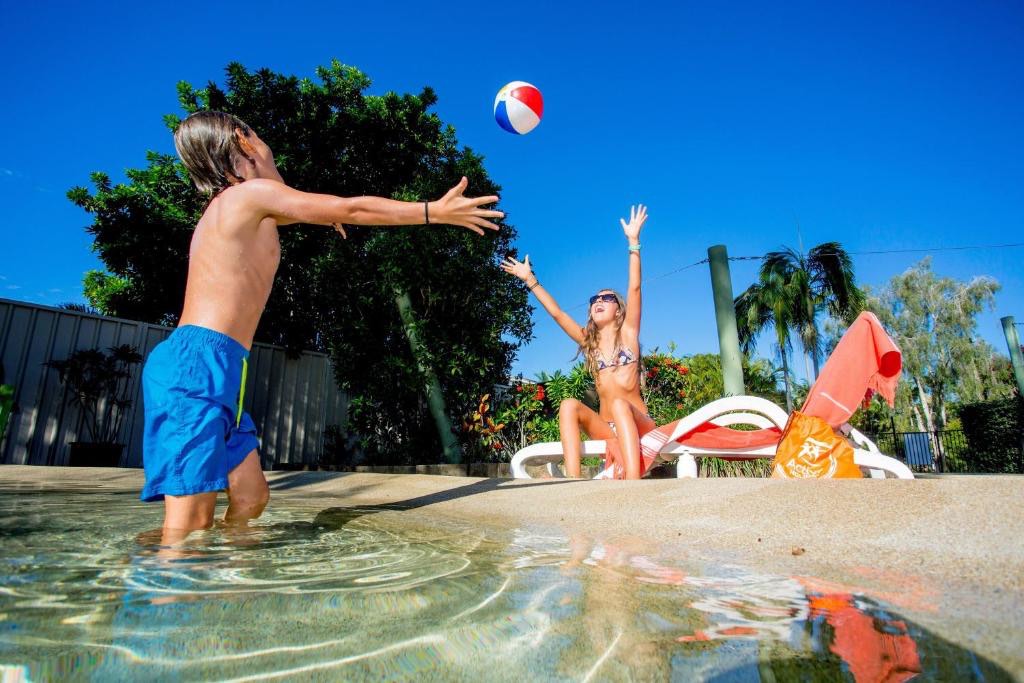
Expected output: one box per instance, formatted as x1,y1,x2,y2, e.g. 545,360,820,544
620,204,648,241
499,255,535,283
430,177,504,235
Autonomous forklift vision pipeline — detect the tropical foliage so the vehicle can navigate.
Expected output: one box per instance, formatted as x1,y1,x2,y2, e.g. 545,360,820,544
735,242,864,410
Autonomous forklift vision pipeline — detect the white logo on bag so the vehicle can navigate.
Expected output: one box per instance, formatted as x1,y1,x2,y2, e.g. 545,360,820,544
774,436,839,478
797,438,831,466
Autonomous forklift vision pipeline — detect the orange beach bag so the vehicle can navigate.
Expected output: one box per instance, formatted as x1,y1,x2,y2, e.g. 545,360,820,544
771,411,862,479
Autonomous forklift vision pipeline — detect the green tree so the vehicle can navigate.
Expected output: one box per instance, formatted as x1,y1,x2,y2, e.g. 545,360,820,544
68,60,532,464
866,258,1004,433
735,267,798,411
82,270,132,317
756,242,865,380
68,153,200,326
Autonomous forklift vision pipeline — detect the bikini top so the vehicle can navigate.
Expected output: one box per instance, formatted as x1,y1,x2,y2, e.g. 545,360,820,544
595,346,637,371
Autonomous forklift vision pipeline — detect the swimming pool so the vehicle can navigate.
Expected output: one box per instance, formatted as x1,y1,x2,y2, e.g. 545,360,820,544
0,488,1015,681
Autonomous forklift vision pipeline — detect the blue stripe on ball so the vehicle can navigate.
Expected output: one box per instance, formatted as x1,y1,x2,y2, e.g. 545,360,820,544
494,100,520,135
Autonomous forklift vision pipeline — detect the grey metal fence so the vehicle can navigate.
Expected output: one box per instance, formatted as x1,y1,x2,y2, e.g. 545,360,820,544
868,428,1023,474
0,298,348,470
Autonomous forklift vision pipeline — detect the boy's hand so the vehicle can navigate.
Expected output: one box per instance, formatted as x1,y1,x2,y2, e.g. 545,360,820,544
620,204,648,242
499,255,535,283
332,223,348,239
429,177,503,235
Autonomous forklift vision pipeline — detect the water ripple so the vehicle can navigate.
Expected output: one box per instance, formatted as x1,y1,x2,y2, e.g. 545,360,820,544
0,489,1013,682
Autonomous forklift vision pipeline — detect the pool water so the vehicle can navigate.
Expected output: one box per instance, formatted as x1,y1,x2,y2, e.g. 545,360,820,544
0,490,1013,681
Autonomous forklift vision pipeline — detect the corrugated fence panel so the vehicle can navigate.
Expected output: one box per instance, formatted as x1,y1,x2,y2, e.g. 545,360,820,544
0,299,348,469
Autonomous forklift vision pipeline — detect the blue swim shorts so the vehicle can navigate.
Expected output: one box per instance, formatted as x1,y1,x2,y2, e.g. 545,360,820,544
140,325,260,502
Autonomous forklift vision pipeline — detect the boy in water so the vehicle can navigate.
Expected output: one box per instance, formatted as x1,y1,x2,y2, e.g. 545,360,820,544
143,111,502,540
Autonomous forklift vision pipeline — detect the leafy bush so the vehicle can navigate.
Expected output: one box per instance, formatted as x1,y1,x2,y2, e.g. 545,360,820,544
957,395,1023,473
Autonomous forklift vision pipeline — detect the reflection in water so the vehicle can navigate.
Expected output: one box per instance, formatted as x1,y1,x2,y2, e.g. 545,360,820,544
558,534,928,681
0,491,1016,681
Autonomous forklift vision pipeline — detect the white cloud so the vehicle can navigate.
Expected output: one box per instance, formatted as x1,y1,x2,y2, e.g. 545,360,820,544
48,288,62,293
6,285,21,290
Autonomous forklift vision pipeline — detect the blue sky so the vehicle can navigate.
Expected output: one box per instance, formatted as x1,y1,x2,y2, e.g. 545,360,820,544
1,0,1021,380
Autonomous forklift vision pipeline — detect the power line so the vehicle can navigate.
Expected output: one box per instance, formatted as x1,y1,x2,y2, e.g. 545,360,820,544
556,240,1024,310
721,243,1024,263
850,242,1024,256
644,258,709,283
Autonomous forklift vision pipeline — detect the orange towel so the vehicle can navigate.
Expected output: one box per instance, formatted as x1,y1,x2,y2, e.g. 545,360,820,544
604,419,784,478
801,311,902,428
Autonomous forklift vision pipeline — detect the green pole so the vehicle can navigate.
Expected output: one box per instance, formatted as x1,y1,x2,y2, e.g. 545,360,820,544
1002,317,1024,397
708,245,745,397
395,289,462,463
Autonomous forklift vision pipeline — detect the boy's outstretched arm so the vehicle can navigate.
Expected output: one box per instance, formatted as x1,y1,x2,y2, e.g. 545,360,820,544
242,176,502,235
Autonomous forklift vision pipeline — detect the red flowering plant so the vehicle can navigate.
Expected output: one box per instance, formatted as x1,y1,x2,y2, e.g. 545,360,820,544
462,363,597,461
640,350,694,424
462,381,549,461
639,348,784,424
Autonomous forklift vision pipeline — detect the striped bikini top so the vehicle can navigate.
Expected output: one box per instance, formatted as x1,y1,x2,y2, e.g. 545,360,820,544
595,346,637,371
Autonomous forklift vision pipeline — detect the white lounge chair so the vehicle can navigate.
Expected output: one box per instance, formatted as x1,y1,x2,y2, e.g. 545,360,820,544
509,395,914,480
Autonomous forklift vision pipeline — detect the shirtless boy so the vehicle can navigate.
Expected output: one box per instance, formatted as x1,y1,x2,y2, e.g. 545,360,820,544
142,111,502,539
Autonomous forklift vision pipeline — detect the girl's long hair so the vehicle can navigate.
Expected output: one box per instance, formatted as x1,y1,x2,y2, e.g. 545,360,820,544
576,289,627,383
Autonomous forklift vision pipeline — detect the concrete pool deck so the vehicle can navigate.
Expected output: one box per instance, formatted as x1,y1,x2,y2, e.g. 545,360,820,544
2,465,1023,675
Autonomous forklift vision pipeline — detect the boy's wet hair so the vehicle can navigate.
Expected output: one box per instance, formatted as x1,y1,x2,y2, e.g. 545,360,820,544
173,111,256,196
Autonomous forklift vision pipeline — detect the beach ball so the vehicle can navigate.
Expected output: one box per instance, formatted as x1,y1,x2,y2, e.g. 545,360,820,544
494,81,543,135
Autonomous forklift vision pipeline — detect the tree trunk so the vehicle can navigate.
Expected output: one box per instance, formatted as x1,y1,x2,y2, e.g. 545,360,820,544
968,362,983,402
914,375,936,433
913,374,941,471
394,289,462,464
780,349,793,412
911,404,926,433
807,297,819,380
811,332,820,380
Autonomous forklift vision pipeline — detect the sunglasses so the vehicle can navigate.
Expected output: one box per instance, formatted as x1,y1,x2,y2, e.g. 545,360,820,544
589,293,618,305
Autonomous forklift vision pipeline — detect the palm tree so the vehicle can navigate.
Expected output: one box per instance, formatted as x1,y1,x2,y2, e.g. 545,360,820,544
735,267,797,411
760,242,864,379
736,242,864,405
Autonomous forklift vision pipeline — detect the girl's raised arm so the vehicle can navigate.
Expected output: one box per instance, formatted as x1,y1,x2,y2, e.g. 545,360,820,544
620,204,647,334
500,255,584,344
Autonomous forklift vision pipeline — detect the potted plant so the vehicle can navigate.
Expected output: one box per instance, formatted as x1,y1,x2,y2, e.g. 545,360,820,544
45,344,143,467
